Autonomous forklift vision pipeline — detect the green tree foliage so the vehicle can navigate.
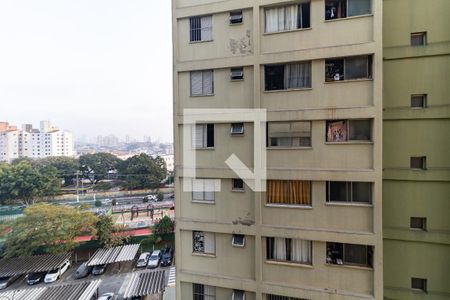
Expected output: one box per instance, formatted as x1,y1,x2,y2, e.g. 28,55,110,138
0,161,60,205
94,200,102,207
151,216,174,244
118,154,167,190
38,156,79,186
95,215,129,248
79,153,120,184
157,192,164,202
2,203,98,257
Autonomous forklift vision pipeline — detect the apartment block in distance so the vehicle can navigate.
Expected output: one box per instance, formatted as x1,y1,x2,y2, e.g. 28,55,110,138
173,0,382,299
382,0,450,299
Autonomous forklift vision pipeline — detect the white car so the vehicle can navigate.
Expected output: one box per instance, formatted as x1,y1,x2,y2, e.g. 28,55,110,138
147,250,161,268
44,259,71,283
98,292,114,300
136,252,150,268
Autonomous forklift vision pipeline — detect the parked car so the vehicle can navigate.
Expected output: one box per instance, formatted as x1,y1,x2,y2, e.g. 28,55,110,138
44,259,71,283
74,262,93,279
97,292,114,300
160,247,173,267
136,252,150,268
27,272,46,285
147,194,157,202
147,250,161,268
92,264,107,276
0,275,20,289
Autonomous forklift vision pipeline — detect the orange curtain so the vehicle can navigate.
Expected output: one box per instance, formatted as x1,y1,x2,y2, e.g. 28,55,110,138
267,180,311,205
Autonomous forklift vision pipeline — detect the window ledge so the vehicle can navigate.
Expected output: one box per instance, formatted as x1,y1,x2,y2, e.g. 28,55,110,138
266,260,313,269
192,200,215,205
189,39,213,44
324,78,373,84
324,141,373,145
324,14,373,23
264,87,312,93
192,147,215,150
192,252,216,258
190,94,214,98
263,27,312,36
325,263,373,271
325,202,373,208
231,189,245,193
265,204,313,210
267,146,312,150
230,79,244,82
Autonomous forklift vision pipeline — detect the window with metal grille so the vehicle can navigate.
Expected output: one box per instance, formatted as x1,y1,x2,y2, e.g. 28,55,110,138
411,94,427,108
266,295,307,300
193,283,216,300
326,181,372,204
411,32,427,46
325,55,372,81
410,156,426,169
190,15,213,42
325,0,371,20
410,217,427,231
193,231,215,254
411,278,427,292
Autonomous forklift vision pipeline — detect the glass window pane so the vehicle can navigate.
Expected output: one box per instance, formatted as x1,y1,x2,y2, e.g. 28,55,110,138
329,181,348,202
344,244,367,266
349,120,371,141
345,56,369,80
348,0,371,17
352,182,372,203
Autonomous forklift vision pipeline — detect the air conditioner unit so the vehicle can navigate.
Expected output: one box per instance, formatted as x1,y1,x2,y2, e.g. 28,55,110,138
232,290,246,300
230,68,244,80
230,123,244,135
229,11,243,24
232,234,245,247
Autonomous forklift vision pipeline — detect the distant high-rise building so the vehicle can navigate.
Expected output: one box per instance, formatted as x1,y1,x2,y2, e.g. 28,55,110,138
0,121,74,162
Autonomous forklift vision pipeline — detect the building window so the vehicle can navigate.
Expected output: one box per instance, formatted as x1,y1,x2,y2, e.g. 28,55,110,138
326,181,372,204
411,94,427,108
410,217,427,231
265,2,310,33
192,124,214,148
229,11,243,24
267,295,306,300
232,234,245,247
411,32,427,46
230,67,244,80
325,0,371,20
326,242,373,268
193,231,216,254
411,278,427,292
231,123,244,135
265,61,312,90
326,119,371,142
193,283,216,300
190,15,213,42
190,70,214,96
266,237,312,265
232,290,245,300
232,179,244,191
326,55,372,82
192,179,216,202
410,156,426,170
267,180,311,206
268,121,311,147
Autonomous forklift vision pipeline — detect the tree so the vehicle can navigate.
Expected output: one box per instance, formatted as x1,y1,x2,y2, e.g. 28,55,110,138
38,157,79,186
95,215,129,248
94,200,102,207
79,153,120,184
118,154,167,190
0,161,60,205
2,203,98,257
150,216,174,244
157,192,164,202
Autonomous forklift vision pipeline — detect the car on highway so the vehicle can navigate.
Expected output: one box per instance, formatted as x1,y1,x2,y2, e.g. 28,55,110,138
0,275,20,289
160,247,173,267
98,292,115,300
44,259,71,283
136,252,151,268
147,250,161,268
27,272,47,285
74,262,93,279
92,264,107,276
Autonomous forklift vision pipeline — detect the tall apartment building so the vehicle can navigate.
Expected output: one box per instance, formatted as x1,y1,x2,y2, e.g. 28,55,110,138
173,0,382,299
0,121,74,162
382,1,450,299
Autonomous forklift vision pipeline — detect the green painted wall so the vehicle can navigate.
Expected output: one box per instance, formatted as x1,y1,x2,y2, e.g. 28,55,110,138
383,0,450,299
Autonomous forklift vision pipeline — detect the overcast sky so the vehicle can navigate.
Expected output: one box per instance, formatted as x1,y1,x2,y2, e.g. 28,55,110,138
0,0,173,142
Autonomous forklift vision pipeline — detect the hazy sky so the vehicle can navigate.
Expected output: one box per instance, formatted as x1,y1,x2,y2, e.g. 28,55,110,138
0,0,173,142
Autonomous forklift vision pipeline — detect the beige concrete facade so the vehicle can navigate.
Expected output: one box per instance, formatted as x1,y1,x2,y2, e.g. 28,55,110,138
173,0,383,299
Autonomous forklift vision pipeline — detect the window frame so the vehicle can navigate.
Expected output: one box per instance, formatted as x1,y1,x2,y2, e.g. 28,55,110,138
325,119,372,143
230,67,244,81
190,70,214,97
229,10,243,25
264,61,312,91
326,181,372,204
230,123,245,135
232,234,246,248
267,121,312,148
192,231,216,255
325,0,372,20
192,124,214,149
411,32,427,47
325,55,372,82
193,283,216,300
189,15,213,42
266,237,312,265
326,242,373,268
266,180,312,206
232,178,244,191
192,178,216,202
264,2,311,34
411,278,427,292
411,94,427,108
410,156,427,170
410,217,427,231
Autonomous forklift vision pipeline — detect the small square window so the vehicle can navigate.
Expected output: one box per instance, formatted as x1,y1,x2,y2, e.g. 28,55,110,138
231,123,244,135
411,32,427,46
230,11,243,24
410,217,427,231
410,156,426,170
232,289,246,300
411,277,427,292
232,234,245,247
232,179,244,191
230,67,244,80
411,94,427,108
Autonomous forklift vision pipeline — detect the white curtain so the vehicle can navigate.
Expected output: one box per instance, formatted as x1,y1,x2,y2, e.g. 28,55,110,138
273,237,287,260
284,62,311,89
291,239,311,264
284,5,298,31
192,124,206,148
200,15,213,41
204,232,216,254
204,285,216,300
192,179,204,200
265,5,298,33
202,70,214,95
265,8,278,33
204,179,215,201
